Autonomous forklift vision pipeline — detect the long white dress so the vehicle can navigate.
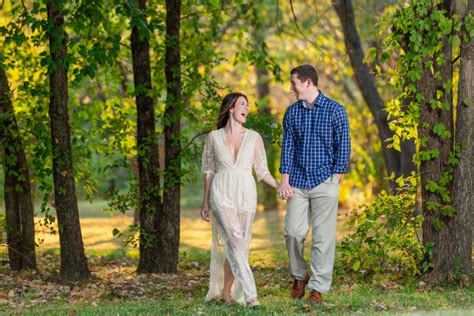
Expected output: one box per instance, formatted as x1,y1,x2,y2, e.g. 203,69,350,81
202,128,270,303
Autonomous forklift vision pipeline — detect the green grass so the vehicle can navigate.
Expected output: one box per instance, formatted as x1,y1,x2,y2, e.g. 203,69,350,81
1,248,472,315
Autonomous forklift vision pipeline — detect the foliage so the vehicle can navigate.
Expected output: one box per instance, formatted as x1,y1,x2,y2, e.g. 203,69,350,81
337,173,428,277
373,0,473,230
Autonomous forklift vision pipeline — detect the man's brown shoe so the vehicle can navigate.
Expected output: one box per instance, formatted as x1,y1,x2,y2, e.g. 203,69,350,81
308,290,322,304
291,274,310,299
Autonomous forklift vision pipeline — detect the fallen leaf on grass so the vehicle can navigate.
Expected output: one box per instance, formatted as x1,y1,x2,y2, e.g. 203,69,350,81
371,300,388,310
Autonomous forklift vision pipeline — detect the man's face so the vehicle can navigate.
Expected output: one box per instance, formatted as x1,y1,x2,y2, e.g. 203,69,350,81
290,74,307,100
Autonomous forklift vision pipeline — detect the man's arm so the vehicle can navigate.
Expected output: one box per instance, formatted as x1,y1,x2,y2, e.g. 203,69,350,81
332,106,351,182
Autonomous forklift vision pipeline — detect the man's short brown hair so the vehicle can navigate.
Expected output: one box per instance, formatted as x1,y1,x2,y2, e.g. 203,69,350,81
290,64,318,86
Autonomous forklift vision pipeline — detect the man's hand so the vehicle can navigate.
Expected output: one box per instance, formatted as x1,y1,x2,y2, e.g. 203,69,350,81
334,173,343,183
278,182,294,200
279,174,294,200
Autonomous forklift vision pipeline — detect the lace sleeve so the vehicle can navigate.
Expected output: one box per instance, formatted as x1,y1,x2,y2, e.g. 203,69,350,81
202,132,216,175
253,133,270,181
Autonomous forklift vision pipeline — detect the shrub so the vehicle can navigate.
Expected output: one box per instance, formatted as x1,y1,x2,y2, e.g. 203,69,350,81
337,174,428,277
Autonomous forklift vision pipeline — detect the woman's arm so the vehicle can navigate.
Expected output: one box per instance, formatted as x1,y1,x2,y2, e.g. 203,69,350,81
201,173,213,221
261,173,279,189
201,133,215,221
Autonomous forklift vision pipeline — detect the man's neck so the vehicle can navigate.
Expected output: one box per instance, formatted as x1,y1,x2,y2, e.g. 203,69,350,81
304,88,319,109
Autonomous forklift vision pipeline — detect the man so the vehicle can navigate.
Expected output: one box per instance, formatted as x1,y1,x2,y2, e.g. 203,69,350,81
278,64,351,304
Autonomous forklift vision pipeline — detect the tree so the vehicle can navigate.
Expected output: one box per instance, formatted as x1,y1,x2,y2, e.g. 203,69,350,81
333,0,416,187
382,0,472,280
414,0,470,280
0,67,37,271
161,0,182,272
449,0,472,277
251,5,279,211
129,0,163,273
47,0,90,280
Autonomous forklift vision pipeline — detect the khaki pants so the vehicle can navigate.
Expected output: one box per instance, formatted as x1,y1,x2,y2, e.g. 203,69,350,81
284,174,339,294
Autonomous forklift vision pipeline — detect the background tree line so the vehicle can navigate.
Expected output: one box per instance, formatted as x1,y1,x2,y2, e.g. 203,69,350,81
0,0,471,283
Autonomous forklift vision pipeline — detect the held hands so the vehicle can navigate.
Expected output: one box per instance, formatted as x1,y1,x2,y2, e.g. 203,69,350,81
201,204,210,222
278,182,294,200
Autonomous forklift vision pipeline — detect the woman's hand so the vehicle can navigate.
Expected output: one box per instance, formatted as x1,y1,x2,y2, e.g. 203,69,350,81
278,182,294,200
201,204,210,222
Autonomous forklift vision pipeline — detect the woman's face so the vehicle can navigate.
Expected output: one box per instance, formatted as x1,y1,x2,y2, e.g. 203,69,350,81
229,96,249,124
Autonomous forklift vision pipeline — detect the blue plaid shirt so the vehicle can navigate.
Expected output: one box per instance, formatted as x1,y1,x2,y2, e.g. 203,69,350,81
279,91,351,189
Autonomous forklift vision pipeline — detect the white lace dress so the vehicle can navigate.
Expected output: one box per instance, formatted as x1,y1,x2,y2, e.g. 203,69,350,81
202,128,270,303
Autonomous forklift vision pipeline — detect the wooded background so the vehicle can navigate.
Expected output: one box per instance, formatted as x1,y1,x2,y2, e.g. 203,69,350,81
0,0,472,288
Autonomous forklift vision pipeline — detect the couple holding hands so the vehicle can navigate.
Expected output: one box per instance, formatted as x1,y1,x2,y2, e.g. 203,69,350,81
201,64,351,308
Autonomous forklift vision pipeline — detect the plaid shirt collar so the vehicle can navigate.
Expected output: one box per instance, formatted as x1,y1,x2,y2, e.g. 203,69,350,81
300,90,326,109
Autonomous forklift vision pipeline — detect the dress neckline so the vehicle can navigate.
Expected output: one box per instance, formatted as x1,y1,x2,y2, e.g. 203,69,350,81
220,127,248,166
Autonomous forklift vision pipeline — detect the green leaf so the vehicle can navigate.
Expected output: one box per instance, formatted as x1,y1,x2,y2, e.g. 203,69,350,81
353,260,361,271
433,217,443,230
441,205,456,217
432,123,451,139
112,228,121,237
425,180,440,193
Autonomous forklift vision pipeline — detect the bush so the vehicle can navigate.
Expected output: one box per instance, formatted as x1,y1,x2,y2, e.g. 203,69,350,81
337,174,428,277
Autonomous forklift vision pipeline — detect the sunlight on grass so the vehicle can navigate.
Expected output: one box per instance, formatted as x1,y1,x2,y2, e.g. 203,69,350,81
35,215,133,250
32,204,353,258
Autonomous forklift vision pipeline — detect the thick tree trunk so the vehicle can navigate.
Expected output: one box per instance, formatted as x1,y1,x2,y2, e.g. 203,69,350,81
418,0,457,281
47,1,90,280
333,0,416,187
130,0,163,273
450,0,473,276
160,0,181,273
0,68,37,271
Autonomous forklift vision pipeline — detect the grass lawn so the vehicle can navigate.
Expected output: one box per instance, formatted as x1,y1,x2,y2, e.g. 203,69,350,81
0,203,472,315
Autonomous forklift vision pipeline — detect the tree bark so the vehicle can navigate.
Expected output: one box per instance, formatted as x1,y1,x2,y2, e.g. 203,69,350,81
333,0,416,187
130,0,163,273
417,0,457,281
47,0,90,280
160,0,181,273
450,0,473,276
0,68,37,271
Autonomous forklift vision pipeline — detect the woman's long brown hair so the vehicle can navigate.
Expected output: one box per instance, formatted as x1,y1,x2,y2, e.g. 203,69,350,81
217,92,248,129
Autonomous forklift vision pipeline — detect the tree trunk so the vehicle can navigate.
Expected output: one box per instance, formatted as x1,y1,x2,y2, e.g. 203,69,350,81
252,29,278,211
418,0,456,281
160,0,181,273
130,0,163,273
47,0,90,280
333,0,416,187
450,0,473,276
0,68,37,271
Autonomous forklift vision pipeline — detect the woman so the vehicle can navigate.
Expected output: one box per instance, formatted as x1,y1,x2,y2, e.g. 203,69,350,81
201,92,279,308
